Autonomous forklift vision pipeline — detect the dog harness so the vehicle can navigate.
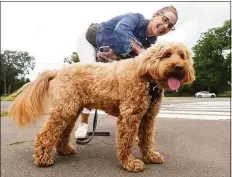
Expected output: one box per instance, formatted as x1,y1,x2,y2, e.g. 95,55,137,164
142,82,162,119
148,82,162,108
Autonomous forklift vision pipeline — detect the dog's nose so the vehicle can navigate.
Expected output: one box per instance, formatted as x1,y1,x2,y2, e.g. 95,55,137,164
175,64,183,71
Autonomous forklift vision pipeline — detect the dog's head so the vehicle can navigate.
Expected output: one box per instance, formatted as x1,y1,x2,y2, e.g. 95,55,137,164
137,42,195,91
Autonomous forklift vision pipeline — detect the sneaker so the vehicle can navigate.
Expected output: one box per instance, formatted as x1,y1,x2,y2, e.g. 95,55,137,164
75,123,89,139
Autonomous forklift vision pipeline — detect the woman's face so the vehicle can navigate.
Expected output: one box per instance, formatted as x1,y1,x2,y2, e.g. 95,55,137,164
149,11,177,36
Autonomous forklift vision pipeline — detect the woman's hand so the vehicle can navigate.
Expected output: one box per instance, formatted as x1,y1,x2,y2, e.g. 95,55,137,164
97,49,119,62
131,40,146,54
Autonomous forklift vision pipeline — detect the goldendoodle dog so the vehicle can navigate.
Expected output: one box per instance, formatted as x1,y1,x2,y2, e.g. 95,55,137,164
9,42,195,172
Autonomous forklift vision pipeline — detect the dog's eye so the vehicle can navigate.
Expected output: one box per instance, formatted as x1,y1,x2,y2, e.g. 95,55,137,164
163,52,172,58
180,53,185,59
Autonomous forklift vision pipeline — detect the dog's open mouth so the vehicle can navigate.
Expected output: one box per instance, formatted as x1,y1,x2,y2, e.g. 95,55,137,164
167,78,181,91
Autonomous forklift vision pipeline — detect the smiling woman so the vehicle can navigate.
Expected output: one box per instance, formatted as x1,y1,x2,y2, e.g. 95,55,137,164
147,6,178,37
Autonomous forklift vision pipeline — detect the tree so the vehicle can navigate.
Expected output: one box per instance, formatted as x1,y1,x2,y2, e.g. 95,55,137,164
0,50,35,95
192,20,231,93
63,52,80,64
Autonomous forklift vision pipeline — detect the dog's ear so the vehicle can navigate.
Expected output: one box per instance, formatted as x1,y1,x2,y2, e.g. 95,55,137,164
185,57,196,84
136,50,156,77
148,42,168,56
180,44,196,84
136,42,169,77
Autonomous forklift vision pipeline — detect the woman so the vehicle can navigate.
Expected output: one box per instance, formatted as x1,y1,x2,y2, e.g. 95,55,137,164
75,5,178,139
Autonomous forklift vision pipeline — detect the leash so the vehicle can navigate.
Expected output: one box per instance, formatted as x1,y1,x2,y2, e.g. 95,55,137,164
76,51,114,145
76,110,110,145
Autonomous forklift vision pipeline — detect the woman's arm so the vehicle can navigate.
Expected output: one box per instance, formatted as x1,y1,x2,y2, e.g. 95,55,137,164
114,13,145,55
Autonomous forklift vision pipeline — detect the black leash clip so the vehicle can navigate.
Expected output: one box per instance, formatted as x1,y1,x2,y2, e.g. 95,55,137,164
149,83,162,106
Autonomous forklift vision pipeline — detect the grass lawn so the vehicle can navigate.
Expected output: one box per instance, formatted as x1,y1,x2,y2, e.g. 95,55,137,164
1,95,16,101
1,111,8,117
1,95,13,117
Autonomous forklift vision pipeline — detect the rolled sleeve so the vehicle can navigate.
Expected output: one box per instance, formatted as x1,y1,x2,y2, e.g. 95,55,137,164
114,13,143,54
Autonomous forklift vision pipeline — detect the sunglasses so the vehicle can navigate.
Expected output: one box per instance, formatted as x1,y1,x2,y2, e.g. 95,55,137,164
159,14,175,31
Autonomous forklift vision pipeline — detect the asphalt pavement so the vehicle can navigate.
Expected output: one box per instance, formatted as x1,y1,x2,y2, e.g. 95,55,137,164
1,112,230,177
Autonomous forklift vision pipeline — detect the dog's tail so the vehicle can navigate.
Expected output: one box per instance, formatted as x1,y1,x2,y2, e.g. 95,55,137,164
8,70,58,128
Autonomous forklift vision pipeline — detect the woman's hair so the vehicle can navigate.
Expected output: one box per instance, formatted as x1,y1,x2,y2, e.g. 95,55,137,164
153,5,178,20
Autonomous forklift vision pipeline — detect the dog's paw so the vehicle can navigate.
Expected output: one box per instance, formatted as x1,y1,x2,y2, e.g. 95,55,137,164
34,156,54,167
122,159,145,172
56,145,76,156
142,151,164,164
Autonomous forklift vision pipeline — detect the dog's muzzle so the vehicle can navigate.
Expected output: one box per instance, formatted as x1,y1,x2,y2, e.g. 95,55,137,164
166,66,186,81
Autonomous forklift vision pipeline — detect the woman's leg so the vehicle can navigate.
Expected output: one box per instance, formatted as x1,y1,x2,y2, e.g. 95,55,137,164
74,108,91,138
75,29,96,138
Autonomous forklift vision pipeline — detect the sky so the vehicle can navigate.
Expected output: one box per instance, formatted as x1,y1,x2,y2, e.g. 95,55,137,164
1,1,231,80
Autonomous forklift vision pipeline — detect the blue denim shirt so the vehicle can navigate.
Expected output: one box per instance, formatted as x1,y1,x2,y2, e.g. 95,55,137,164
96,13,157,58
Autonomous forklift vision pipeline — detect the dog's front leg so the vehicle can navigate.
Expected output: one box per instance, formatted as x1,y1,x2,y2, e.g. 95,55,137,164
116,111,145,172
138,110,164,164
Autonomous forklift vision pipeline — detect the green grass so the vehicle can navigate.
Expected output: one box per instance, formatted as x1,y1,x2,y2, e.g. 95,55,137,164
1,111,8,117
1,95,12,117
218,91,231,97
1,95,16,101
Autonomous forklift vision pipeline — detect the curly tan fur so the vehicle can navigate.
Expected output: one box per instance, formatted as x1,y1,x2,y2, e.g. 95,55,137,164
8,42,195,172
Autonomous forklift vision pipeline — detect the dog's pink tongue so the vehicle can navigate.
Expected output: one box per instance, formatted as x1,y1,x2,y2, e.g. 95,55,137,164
168,78,180,91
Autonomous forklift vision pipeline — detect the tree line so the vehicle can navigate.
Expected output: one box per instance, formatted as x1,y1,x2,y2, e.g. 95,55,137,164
1,20,231,96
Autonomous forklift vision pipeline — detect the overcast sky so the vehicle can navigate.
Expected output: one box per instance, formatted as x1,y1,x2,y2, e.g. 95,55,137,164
1,1,231,80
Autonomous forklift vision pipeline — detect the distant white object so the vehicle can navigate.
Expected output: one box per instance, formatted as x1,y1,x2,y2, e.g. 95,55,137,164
195,91,216,98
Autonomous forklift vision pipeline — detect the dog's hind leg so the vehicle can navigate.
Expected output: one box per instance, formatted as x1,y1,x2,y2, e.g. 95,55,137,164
138,105,164,164
33,95,82,167
56,108,82,155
